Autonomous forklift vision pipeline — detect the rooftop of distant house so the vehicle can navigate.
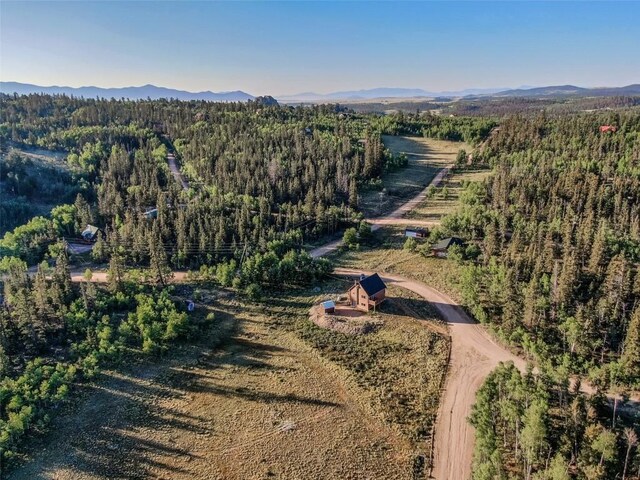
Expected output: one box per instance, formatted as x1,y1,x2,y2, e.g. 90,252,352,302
433,236,465,250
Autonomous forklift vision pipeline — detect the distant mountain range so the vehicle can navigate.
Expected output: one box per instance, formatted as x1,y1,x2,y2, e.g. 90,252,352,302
2,81,639,103
0,82,255,102
277,87,508,102
281,84,640,102
490,84,640,98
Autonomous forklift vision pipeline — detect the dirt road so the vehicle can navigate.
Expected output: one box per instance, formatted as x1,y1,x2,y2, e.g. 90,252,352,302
334,267,525,480
167,152,190,190
309,163,452,259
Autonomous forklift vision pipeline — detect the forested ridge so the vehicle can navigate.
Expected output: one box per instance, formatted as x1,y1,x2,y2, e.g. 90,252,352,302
0,94,409,268
442,112,640,387
426,110,640,479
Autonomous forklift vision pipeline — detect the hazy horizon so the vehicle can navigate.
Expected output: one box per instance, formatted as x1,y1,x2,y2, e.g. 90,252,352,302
1,1,639,95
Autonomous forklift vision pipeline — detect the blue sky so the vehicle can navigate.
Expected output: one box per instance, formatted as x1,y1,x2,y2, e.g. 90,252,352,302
1,1,639,95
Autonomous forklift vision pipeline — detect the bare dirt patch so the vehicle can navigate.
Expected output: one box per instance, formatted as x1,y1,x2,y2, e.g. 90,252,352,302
309,304,382,335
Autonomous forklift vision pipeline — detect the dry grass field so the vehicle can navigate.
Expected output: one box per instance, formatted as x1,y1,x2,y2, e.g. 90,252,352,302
404,167,491,224
332,228,465,305
10,281,448,480
8,136,468,480
358,136,465,218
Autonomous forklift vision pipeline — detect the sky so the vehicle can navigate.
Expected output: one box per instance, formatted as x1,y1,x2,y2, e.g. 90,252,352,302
1,1,639,96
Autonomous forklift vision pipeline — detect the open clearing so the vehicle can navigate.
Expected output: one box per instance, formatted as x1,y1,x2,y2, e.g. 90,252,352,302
10,283,448,480
358,136,464,218
405,167,491,224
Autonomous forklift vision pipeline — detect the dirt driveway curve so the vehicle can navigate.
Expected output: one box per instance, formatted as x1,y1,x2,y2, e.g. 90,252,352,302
334,267,525,480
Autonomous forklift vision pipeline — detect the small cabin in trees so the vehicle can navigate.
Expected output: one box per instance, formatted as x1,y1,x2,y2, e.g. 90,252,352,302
81,225,101,243
599,125,618,133
405,227,428,238
432,237,465,258
348,273,387,312
143,207,159,219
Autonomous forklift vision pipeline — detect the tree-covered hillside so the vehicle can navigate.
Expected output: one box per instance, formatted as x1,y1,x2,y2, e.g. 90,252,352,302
424,110,640,479
1,95,395,268
438,111,640,388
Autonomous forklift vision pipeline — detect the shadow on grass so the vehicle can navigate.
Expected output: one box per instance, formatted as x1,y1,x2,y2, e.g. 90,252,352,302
9,303,343,480
6,308,220,478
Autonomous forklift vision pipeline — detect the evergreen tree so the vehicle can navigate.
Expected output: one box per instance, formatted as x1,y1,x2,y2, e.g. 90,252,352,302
620,307,640,382
33,262,54,326
108,249,125,292
52,245,72,303
149,226,172,286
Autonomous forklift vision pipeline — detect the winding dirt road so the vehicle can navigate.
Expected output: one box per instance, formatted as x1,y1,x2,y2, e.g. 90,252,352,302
309,167,449,259
66,149,638,479
334,268,526,480
167,152,190,190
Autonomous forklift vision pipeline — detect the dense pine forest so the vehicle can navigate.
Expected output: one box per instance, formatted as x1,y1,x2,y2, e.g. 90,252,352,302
0,94,443,269
471,362,639,480
443,111,640,387
429,110,640,479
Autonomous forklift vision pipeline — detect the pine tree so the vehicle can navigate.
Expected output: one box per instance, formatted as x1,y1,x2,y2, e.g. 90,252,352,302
108,249,125,292
33,262,54,324
73,193,93,232
556,250,577,310
620,307,640,381
149,226,172,286
348,179,358,209
52,245,72,302
587,223,607,275
92,231,107,262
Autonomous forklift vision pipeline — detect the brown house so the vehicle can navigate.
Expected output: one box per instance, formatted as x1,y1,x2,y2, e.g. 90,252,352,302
348,273,387,312
432,237,465,258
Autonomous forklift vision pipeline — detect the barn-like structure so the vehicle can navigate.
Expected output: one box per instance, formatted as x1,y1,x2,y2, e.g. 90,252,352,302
348,273,387,312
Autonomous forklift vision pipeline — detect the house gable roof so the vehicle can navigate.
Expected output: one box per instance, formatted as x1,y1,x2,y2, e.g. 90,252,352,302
82,225,100,237
358,273,386,296
433,237,464,250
